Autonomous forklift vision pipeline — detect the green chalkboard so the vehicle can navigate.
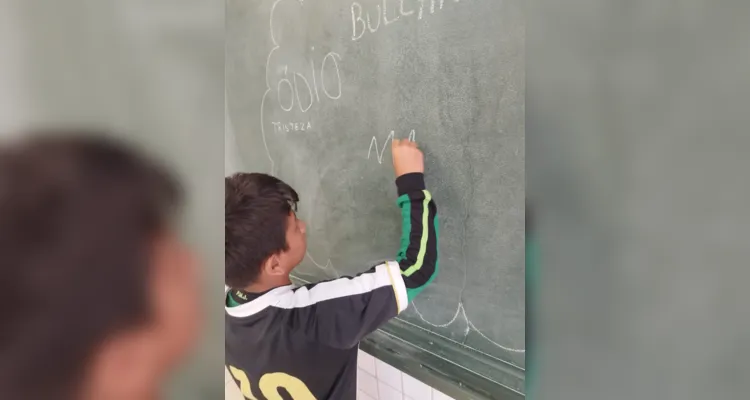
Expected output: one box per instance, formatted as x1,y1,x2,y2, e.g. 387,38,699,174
226,0,525,396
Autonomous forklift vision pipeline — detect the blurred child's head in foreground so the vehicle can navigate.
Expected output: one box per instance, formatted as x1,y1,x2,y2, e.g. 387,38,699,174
0,131,202,400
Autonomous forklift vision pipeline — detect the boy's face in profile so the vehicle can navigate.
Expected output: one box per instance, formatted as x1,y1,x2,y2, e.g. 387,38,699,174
280,211,307,273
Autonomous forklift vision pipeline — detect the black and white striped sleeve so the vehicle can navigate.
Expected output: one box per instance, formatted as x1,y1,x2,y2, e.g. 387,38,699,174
394,173,439,302
280,262,408,349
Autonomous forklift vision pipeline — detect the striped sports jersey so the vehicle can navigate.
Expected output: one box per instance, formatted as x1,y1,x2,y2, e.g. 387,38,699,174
225,172,438,399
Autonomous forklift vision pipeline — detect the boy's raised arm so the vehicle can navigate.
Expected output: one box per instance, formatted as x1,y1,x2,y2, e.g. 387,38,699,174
293,139,438,349
391,139,439,303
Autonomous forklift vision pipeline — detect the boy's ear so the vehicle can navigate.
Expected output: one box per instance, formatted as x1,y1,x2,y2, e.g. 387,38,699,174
263,253,286,276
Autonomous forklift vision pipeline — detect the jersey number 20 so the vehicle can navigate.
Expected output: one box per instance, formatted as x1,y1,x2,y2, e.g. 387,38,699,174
228,366,316,400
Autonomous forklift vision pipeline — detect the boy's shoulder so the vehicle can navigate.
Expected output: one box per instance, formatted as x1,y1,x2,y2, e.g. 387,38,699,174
226,263,406,348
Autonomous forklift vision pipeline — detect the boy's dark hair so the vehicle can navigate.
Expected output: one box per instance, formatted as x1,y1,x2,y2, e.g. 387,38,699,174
225,173,299,289
0,131,181,399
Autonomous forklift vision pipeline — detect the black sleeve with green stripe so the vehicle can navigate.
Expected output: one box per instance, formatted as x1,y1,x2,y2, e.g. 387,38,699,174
395,173,438,302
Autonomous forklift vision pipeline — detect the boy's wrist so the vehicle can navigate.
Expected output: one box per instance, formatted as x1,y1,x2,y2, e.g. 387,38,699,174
395,173,425,196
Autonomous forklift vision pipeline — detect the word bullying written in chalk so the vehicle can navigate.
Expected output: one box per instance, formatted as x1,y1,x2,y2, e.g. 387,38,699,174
352,0,463,41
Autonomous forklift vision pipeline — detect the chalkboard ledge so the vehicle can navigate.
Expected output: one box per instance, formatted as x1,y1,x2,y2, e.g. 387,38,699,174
360,317,525,400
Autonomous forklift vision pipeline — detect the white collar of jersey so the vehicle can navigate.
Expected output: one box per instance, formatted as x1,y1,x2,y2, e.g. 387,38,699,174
224,284,295,318
224,262,409,318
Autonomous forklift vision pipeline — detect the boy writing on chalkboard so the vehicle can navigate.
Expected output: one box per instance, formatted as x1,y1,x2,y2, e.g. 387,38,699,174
225,139,439,399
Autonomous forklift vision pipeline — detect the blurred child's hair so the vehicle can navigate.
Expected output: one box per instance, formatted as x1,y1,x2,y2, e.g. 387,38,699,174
0,131,182,399
225,173,298,289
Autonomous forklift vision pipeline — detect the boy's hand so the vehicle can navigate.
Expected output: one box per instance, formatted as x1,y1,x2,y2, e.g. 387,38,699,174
392,139,424,178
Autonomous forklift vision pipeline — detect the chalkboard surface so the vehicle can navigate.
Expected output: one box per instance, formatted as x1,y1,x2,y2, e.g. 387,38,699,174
226,0,525,383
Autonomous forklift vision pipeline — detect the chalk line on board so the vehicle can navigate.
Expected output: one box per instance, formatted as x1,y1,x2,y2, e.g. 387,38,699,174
412,302,525,354
259,0,285,173
409,187,526,354
367,129,417,164
305,251,341,278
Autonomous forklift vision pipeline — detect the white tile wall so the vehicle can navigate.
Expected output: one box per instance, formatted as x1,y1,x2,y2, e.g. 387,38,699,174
432,389,457,400
358,390,378,400
358,368,380,399
356,349,457,400
378,381,403,400
225,351,457,400
402,372,433,399
375,358,404,390
358,350,378,376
